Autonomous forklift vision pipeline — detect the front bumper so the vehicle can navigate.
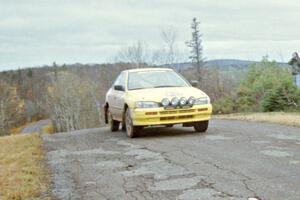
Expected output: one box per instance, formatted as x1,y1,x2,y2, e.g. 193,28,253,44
131,104,212,126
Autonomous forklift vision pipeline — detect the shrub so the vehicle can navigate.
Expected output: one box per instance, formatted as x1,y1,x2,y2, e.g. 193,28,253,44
215,57,300,114
261,84,300,112
213,95,235,114
236,57,298,112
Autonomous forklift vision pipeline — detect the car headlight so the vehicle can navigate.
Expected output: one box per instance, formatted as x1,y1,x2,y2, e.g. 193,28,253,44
135,101,159,108
171,97,179,106
194,97,210,105
188,96,195,105
179,97,187,106
161,98,170,107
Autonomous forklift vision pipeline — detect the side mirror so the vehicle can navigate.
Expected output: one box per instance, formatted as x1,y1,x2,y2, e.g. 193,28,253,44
190,80,198,87
114,85,125,91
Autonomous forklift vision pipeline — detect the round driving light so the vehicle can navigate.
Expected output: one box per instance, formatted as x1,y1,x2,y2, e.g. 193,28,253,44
171,97,179,106
179,97,187,106
188,96,195,105
161,98,170,107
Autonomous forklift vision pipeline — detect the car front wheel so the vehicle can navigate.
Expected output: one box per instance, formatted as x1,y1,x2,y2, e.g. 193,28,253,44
125,109,142,138
194,121,209,132
108,109,119,132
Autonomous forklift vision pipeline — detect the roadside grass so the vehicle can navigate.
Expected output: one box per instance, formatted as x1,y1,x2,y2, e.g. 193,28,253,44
0,134,49,200
214,112,300,128
10,126,24,135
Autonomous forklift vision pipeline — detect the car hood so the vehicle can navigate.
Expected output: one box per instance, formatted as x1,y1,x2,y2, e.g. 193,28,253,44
127,87,208,102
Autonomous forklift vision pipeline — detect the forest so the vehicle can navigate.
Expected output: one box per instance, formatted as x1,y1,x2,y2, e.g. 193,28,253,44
1,57,299,136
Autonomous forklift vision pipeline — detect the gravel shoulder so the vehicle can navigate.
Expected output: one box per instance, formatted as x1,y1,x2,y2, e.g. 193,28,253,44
43,120,300,200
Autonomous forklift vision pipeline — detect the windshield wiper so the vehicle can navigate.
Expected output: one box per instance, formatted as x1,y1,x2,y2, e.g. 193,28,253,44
154,85,178,88
130,86,181,90
129,87,146,90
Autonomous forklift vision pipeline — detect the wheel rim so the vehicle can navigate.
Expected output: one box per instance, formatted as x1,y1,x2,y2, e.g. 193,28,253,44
126,110,132,135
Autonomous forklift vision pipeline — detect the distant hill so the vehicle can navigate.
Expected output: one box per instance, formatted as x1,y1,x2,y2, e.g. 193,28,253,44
1,59,290,74
167,59,289,72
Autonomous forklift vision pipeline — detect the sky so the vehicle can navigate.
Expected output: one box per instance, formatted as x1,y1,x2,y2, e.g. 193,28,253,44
1,0,300,71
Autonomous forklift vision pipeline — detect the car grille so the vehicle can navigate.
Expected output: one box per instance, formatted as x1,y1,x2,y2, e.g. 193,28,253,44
160,115,193,121
159,109,196,115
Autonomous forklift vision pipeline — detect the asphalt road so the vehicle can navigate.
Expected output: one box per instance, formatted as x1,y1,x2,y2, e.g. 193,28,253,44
21,119,50,134
43,119,300,200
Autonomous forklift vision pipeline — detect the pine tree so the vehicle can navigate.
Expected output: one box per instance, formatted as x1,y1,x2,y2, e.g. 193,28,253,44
186,17,204,82
27,69,33,78
53,61,58,78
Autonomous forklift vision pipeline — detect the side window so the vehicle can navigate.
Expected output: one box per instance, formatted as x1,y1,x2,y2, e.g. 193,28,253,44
113,72,126,91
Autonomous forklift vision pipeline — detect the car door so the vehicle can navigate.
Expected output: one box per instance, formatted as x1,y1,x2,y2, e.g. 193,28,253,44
109,72,126,120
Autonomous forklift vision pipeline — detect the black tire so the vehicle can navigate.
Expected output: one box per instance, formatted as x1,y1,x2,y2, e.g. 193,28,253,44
166,124,173,128
121,123,126,131
108,109,119,132
121,114,126,131
125,109,142,138
194,121,209,132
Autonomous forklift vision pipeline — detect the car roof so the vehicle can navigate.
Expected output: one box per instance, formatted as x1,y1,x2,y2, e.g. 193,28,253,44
124,68,173,73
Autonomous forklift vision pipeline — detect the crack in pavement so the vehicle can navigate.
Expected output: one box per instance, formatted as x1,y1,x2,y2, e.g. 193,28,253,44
241,179,259,199
117,140,246,199
44,121,300,200
180,148,258,199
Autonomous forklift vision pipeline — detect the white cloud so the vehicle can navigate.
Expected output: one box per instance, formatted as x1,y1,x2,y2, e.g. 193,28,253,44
0,0,300,70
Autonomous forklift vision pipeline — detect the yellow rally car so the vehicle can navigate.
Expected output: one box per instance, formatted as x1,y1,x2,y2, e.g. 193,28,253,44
104,68,212,137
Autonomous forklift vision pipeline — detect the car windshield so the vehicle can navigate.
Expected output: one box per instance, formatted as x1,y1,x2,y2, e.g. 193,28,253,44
128,70,190,90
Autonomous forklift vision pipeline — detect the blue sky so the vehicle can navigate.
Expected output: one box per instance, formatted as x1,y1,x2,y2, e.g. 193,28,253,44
1,0,300,70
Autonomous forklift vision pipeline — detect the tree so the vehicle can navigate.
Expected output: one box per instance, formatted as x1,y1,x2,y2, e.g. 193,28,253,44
116,41,147,68
160,27,177,65
212,57,300,114
27,68,33,78
186,17,204,82
236,57,300,112
17,68,23,85
0,81,23,136
53,61,58,78
42,72,100,132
